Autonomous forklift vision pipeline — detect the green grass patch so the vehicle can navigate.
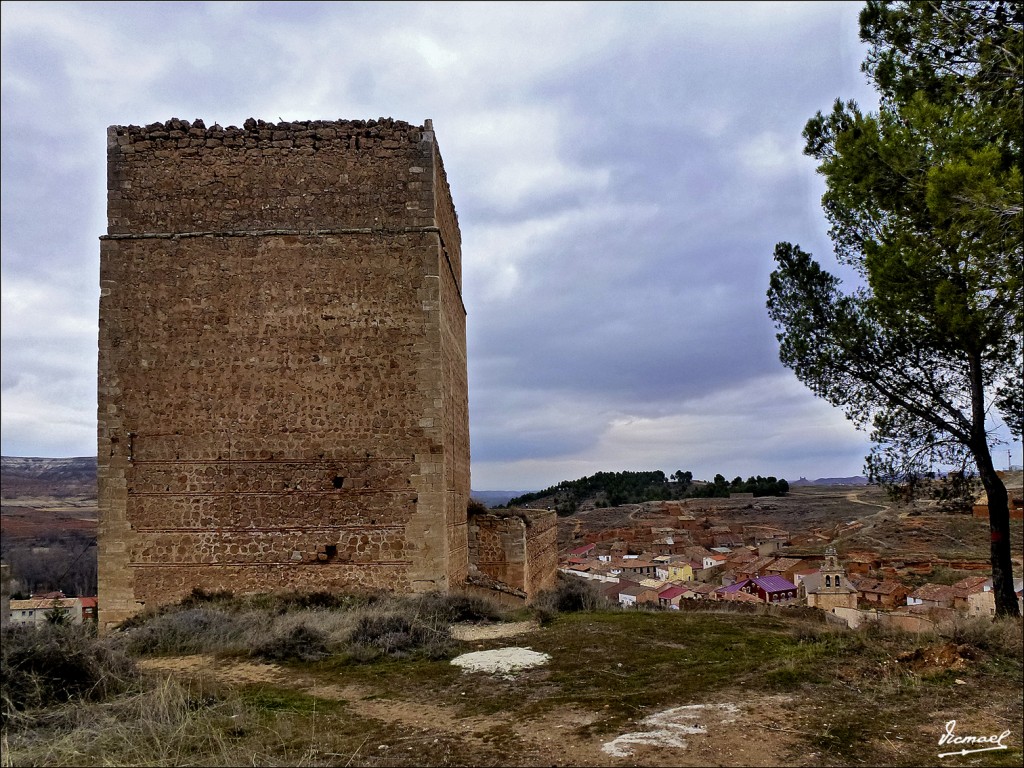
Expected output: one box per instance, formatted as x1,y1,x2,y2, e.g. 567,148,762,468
237,685,341,715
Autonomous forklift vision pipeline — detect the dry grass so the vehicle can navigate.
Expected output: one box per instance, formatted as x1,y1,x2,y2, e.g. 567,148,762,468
116,588,507,663
3,677,244,767
3,590,1021,767
0,675,371,767
1,623,138,721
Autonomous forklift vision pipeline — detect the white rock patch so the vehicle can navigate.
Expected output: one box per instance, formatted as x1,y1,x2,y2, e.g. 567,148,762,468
602,703,740,757
450,647,551,676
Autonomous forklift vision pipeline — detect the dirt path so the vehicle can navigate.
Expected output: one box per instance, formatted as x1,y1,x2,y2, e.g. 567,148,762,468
845,491,887,509
138,640,799,767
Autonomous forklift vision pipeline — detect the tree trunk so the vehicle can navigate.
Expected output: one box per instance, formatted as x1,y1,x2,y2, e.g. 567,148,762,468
973,446,1020,618
967,351,1019,618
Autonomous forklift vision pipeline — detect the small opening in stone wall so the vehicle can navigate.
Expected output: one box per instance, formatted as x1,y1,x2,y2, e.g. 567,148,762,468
325,544,337,559
332,476,345,489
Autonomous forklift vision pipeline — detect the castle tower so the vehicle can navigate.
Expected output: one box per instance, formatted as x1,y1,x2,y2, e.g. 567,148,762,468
98,118,469,628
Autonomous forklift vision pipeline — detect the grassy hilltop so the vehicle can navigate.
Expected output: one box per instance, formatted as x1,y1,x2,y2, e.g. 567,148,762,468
2,585,1021,767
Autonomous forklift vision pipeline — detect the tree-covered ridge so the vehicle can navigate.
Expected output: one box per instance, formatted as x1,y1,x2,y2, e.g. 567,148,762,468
502,470,788,515
694,474,791,499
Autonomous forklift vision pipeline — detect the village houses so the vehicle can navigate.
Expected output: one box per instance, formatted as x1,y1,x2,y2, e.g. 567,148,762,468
556,510,1023,624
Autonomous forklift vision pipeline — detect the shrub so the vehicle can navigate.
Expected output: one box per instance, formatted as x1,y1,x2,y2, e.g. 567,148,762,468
112,590,506,665
939,615,1023,656
1,623,138,720
251,624,330,662
408,591,506,624
347,613,453,661
120,607,251,656
531,574,611,622
178,587,237,609
272,590,359,612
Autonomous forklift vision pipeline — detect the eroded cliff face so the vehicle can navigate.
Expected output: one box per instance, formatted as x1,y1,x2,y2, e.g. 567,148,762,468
1,456,97,498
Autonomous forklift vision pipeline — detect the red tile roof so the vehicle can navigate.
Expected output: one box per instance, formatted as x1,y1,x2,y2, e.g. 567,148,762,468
658,586,687,600
910,583,958,603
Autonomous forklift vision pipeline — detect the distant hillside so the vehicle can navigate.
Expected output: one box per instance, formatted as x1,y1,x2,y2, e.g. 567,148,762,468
471,490,534,508
790,475,868,487
0,456,866,501
1,456,97,499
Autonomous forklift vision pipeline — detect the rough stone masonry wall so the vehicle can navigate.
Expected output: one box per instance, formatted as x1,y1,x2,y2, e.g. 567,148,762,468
468,510,557,599
808,591,858,612
433,139,470,587
98,118,469,628
523,510,558,597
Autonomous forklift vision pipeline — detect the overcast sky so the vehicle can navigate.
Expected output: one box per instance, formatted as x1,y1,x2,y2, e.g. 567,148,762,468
3,1,1017,490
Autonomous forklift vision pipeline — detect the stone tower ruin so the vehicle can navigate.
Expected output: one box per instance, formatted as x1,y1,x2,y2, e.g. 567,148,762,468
98,117,470,628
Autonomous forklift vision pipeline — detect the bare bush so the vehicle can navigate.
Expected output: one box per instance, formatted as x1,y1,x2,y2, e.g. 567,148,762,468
251,624,330,662
119,608,252,657
346,613,452,661
406,590,505,624
939,614,1024,655
530,574,612,622
1,623,138,722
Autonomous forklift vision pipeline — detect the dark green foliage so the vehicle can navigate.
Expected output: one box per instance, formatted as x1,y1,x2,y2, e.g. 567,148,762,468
671,469,693,488
1,623,138,720
689,474,790,498
767,0,1022,615
44,600,73,626
930,470,981,510
506,470,673,509
505,468,789,510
